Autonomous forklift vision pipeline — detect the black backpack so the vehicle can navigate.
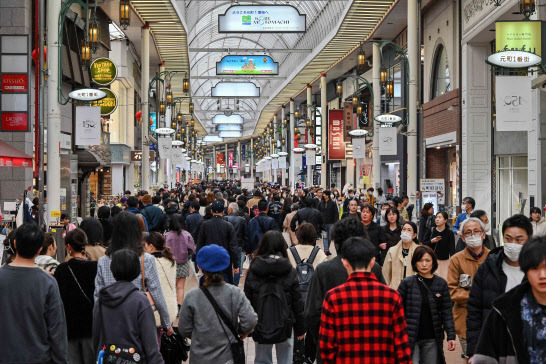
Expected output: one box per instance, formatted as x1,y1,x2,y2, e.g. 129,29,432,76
252,279,292,344
289,246,320,302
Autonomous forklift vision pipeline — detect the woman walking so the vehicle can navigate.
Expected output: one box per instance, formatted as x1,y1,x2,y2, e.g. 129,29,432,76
384,207,402,262
244,231,305,364
424,211,455,279
79,217,106,261
34,232,60,273
178,244,257,364
418,203,434,244
54,228,97,364
164,214,195,307
382,221,420,290
398,245,456,363
287,223,327,271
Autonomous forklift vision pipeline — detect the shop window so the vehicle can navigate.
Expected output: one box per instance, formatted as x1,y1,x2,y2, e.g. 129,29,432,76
431,45,451,99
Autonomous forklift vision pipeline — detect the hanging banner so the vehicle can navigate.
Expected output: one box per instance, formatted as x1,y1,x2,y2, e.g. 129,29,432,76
379,127,398,155
306,149,316,166
228,151,234,167
272,159,279,169
90,58,118,86
361,159,373,186
245,165,250,173
75,106,101,145
495,76,532,131
328,110,345,160
217,152,225,165
219,5,306,33
242,145,246,160
294,153,303,169
217,55,279,75
279,156,287,169
344,103,353,142
265,160,271,170
158,137,172,159
172,149,183,165
352,137,367,159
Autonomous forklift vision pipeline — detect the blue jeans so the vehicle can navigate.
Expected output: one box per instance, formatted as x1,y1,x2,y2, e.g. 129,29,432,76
233,247,245,286
254,334,294,364
412,339,438,364
322,223,333,252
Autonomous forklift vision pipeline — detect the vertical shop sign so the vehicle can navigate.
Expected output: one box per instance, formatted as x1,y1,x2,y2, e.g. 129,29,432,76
343,103,353,141
241,144,246,160
328,110,345,160
279,156,287,169
352,137,367,159
495,76,532,131
158,137,172,159
306,148,316,166
75,106,101,145
379,127,398,155
228,151,234,167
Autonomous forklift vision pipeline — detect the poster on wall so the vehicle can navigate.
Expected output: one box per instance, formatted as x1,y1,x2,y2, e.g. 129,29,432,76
422,192,439,215
361,158,372,186
495,76,532,131
379,127,397,155
352,137,367,159
328,110,345,160
75,106,101,145
219,5,306,33
217,55,279,75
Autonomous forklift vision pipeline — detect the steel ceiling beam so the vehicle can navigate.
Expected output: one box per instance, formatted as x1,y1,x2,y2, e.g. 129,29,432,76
189,48,312,53
192,96,269,99
192,75,287,80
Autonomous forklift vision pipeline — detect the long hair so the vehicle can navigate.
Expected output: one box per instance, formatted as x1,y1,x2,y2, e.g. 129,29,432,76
143,232,175,266
79,217,104,246
254,230,288,259
206,192,215,205
107,212,143,256
282,196,293,213
169,214,185,235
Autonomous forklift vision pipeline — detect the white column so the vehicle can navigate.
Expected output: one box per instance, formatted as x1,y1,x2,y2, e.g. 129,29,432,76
307,85,313,187
372,43,381,189
141,25,150,191
272,115,277,184
320,73,327,188
46,0,62,225
158,63,166,187
213,145,216,180
225,143,228,180
237,140,241,180
407,0,419,203
250,138,254,179
290,99,295,191
281,106,287,185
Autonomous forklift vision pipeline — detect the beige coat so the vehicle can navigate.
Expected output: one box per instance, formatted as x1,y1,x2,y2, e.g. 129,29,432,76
382,240,418,290
447,247,490,338
153,257,178,327
283,211,298,245
287,245,328,269
85,245,106,261
246,197,261,209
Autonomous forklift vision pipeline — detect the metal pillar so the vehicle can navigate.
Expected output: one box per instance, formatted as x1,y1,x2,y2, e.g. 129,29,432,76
320,73,327,188
225,143,228,181
272,115,277,184
407,0,418,202
250,138,254,179
289,99,295,191
46,0,62,225
213,145,216,180
306,85,313,187
38,0,46,226
158,63,166,187
141,25,150,191
237,140,241,180
372,43,381,189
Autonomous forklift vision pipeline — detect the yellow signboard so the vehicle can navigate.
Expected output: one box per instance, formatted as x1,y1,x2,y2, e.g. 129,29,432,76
496,21,542,56
51,210,61,217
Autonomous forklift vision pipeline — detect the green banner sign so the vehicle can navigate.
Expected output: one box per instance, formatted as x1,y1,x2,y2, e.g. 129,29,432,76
496,21,542,56
91,88,117,115
91,58,117,86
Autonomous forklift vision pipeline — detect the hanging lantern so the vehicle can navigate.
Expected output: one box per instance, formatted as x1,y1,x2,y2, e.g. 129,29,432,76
183,78,190,93
89,18,100,53
386,80,395,100
269,127,274,135
189,101,194,113
295,110,300,118
181,127,185,134
336,81,343,96
380,67,388,87
294,127,299,135
171,120,177,129
120,0,131,30
177,112,183,122
176,132,181,140
520,0,535,19
281,138,285,144
190,117,195,127
357,47,366,69
166,88,173,105
357,105,363,115
283,117,288,126
159,100,166,116
80,42,91,68
352,95,358,105
306,118,311,127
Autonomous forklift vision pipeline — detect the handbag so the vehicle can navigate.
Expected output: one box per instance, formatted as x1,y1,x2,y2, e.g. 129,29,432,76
160,327,190,364
200,286,245,364
141,256,156,309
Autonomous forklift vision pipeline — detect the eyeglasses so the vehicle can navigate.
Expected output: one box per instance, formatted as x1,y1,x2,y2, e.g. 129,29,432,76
463,230,483,238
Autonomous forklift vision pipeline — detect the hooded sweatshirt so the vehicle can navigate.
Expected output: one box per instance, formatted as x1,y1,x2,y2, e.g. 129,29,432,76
92,281,163,364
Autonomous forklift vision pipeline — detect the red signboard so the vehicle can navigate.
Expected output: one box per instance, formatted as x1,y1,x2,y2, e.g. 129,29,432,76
228,151,234,168
217,152,225,165
1,113,28,131
1,74,28,92
328,110,345,160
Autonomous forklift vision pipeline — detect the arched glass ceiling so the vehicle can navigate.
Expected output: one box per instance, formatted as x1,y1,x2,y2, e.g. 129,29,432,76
173,0,352,133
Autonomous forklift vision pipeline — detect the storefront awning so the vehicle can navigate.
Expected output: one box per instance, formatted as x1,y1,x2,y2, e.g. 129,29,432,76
0,140,33,167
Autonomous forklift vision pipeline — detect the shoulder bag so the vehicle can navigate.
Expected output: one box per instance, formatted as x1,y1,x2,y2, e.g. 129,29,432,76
141,256,156,310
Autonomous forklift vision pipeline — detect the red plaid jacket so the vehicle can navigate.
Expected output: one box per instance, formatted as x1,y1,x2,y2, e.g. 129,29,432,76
319,271,412,363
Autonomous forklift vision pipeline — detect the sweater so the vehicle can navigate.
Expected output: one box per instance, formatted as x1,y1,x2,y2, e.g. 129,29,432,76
165,230,195,264
425,227,455,260
54,259,97,340
287,245,328,269
151,254,178,327
178,283,257,364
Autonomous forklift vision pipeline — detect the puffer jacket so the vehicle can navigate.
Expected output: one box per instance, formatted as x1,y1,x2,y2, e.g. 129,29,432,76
290,207,323,234
531,216,546,236
398,274,456,364
243,255,306,339
466,247,525,356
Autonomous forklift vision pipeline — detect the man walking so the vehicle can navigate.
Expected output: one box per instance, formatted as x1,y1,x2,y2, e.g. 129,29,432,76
248,199,281,254
225,202,248,286
318,190,339,256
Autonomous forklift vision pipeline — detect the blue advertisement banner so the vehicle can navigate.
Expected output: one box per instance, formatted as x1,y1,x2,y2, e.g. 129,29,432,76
216,55,279,75
150,112,157,132
242,144,246,160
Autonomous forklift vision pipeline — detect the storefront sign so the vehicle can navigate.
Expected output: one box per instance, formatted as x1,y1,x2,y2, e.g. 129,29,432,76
158,137,172,159
306,149,315,166
90,58,117,86
241,144,246,160
69,88,107,102
420,178,445,192
352,137,367,159
75,106,101,145
294,153,303,169
379,127,397,155
1,112,27,131
130,150,156,162
211,82,260,97
328,110,345,160
228,151,234,167
489,21,544,68
219,5,306,33
375,114,403,123
344,103,353,142
495,76,532,131
90,88,117,115
487,51,541,68
422,192,438,214
217,55,278,75
279,156,287,169
1,74,28,92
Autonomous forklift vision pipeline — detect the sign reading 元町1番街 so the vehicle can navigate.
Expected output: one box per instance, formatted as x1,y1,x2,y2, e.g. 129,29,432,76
216,55,279,75
218,5,306,33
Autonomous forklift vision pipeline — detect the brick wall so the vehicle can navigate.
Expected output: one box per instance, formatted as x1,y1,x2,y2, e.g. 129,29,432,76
426,148,447,179
423,89,459,139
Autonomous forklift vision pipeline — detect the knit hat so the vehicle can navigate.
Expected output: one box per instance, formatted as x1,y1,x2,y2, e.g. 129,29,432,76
142,194,152,205
196,244,230,273
120,197,128,203
211,200,224,213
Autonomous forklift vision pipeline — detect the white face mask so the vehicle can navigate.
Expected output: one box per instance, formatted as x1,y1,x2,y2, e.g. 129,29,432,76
461,204,467,210
504,243,523,262
381,210,386,218
400,232,413,243
465,235,482,249
483,223,490,233
349,194,354,198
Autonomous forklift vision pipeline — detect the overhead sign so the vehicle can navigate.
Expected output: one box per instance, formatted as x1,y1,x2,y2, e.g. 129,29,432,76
379,127,398,155
486,51,541,68
375,114,403,123
328,110,345,160
131,150,156,162
69,88,107,102
90,88,117,115
219,5,306,33
90,58,118,86
489,21,544,68
75,106,101,145
217,55,278,75
211,82,260,97
217,124,242,131
212,114,244,124
420,178,445,192
495,76,532,131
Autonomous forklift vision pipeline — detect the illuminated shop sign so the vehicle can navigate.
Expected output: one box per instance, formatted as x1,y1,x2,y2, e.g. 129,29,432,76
91,58,118,86
216,55,279,75
211,82,260,97
488,21,544,68
219,5,306,33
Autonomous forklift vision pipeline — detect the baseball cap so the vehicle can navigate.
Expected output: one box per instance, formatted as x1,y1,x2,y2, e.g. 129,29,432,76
211,200,224,213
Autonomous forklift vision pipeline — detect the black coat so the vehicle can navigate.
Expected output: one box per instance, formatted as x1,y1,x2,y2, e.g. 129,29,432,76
224,214,248,250
397,275,456,364
197,215,239,269
418,215,434,244
317,200,339,225
466,247,524,356
290,207,323,234
185,211,203,242
159,208,180,232
363,221,387,263
99,219,113,246
244,256,305,338
425,228,456,260
474,282,530,364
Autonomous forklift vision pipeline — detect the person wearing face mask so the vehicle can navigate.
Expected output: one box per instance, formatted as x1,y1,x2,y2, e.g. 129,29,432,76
455,210,496,253
466,214,533,361
446,217,490,360
382,221,419,290
425,211,455,280
376,203,390,227
342,189,358,213
453,197,475,236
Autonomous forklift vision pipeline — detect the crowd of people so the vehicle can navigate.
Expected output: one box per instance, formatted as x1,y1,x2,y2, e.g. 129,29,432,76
1,181,545,364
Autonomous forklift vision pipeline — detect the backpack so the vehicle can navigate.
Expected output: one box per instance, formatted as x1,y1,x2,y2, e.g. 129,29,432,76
250,217,267,252
252,279,292,344
289,246,320,302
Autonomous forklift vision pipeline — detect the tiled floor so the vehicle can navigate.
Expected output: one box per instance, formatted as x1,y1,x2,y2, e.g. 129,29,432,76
179,234,466,363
